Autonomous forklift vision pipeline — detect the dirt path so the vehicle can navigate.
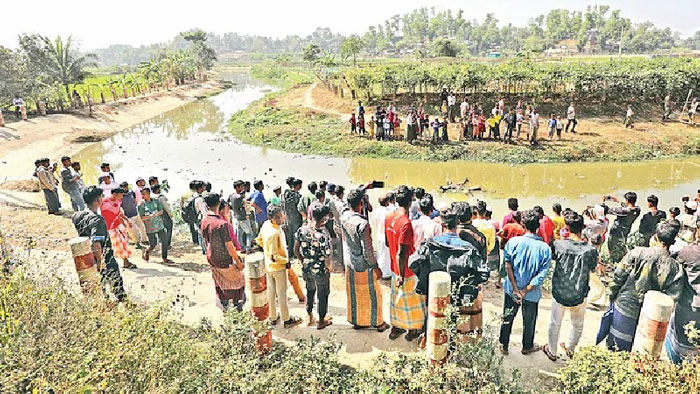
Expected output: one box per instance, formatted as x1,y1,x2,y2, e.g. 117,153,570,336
0,82,221,183
304,82,351,121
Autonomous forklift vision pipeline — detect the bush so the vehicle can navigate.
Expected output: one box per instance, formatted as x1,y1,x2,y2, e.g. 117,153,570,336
558,346,700,394
0,272,523,393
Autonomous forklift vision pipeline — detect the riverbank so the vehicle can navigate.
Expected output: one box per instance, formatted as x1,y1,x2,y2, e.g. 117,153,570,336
0,80,224,184
228,81,700,164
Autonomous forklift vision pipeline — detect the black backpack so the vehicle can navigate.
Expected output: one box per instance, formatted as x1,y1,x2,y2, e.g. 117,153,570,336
182,196,198,223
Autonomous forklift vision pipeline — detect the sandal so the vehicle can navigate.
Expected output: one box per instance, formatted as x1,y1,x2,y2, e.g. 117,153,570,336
388,327,406,340
560,342,575,359
542,344,557,361
317,319,332,330
142,249,150,262
405,330,421,342
123,261,138,269
283,316,303,329
521,344,541,355
499,344,509,355
376,322,390,333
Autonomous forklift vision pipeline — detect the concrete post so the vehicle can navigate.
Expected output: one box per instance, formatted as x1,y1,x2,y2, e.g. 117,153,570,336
0,108,5,127
632,290,674,358
69,237,100,294
246,252,271,352
426,271,451,364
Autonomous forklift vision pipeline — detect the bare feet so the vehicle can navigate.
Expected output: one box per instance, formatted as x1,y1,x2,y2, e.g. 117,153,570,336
307,315,316,326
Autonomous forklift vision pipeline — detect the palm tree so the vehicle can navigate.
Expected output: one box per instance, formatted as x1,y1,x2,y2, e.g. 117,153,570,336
40,35,98,97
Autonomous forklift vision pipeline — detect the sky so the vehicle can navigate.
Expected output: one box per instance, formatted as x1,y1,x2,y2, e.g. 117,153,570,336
1,0,697,50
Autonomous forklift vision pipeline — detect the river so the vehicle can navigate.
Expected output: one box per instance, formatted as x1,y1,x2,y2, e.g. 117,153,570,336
72,71,700,219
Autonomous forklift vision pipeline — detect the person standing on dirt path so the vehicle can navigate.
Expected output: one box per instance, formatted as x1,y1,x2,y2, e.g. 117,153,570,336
60,156,85,212
385,186,426,342
499,209,551,356
121,181,146,250
230,180,253,253
565,102,577,133
294,203,333,330
72,185,127,301
604,192,641,264
663,94,672,121
624,105,635,128
152,184,174,251
100,187,137,270
543,211,598,361
357,101,364,118
36,159,60,215
529,110,540,145
606,221,684,352
257,203,304,329
341,188,390,332
138,187,172,264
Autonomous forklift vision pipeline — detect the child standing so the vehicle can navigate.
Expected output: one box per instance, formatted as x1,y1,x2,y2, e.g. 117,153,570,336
556,115,563,139
547,114,557,140
368,116,375,139
383,116,391,140
349,113,357,133
624,106,634,128
431,118,440,143
358,114,365,135
441,118,449,142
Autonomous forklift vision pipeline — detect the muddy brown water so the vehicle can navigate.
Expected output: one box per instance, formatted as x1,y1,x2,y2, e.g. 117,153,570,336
72,71,700,221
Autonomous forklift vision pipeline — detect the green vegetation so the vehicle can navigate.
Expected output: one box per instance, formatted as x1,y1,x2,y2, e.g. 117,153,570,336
249,60,313,88
0,272,524,393
342,58,700,107
558,346,700,393
1,30,217,113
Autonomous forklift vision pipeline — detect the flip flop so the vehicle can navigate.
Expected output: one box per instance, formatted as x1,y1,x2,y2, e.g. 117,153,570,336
560,342,575,359
542,344,557,361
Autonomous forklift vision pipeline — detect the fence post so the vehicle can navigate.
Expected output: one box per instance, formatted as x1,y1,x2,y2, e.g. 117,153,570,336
426,271,451,365
246,253,272,352
631,290,674,358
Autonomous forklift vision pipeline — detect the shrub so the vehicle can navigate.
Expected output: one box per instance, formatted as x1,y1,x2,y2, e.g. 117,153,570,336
558,346,700,394
0,271,523,393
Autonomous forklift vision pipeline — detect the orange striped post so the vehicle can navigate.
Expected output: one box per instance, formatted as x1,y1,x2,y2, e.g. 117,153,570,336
246,253,271,352
426,271,451,365
632,290,674,358
457,291,483,343
69,237,100,294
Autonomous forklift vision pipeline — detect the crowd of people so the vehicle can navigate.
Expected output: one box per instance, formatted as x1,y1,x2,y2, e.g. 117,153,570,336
350,90,581,146
32,155,700,363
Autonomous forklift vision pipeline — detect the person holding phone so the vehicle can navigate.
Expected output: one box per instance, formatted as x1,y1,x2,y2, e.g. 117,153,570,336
499,210,551,356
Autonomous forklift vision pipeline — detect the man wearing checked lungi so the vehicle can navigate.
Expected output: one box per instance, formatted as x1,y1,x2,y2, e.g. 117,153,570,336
341,189,390,332
385,185,426,341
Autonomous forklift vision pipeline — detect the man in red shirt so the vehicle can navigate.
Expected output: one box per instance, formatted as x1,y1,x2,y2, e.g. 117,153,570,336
385,186,425,341
534,205,555,246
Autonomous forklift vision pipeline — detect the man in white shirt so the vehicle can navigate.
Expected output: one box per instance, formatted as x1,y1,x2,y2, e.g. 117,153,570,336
370,194,392,279
566,103,577,133
410,197,442,262
98,173,117,199
460,97,469,120
448,94,457,122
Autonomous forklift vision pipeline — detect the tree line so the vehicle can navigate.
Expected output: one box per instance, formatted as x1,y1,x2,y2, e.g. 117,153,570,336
0,30,216,112
342,58,700,105
84,5,699,67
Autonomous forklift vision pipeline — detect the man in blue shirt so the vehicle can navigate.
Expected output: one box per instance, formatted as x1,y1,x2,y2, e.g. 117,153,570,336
499,209,551,355
248,180,268,231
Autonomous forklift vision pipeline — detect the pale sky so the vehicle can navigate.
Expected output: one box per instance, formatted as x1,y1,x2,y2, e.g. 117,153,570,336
2,0,697,50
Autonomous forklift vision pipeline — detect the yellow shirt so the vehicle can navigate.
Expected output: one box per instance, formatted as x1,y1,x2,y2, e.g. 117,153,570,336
552,215,566,240
473,219,496,254
255,220,288,272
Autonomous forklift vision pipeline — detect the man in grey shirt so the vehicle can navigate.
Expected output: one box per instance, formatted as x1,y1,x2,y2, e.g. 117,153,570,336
60,156,85,211
229,180,252,253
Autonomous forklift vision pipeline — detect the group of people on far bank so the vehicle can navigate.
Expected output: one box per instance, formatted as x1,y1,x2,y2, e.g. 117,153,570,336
36,155,700,363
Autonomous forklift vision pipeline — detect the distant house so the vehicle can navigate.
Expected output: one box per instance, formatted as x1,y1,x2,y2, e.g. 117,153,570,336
545,39,580,56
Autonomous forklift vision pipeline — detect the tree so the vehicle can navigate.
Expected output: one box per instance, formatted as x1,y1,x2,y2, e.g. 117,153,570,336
340,36,363,66
302,44,321,67
180,29,217,79
431,38,460,57
40,35,97,96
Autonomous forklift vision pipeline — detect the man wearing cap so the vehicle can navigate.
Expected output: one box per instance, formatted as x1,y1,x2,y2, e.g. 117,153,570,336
98,163,115,185
679,201,698,243
97,172,117,199
269,185,282,205
60,156,85,211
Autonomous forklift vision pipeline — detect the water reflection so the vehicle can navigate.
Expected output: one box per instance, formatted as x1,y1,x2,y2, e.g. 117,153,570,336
72,71,700,221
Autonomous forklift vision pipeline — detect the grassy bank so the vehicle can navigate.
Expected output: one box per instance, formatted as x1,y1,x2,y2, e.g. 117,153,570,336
228,84,700,164
0,272,524,393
